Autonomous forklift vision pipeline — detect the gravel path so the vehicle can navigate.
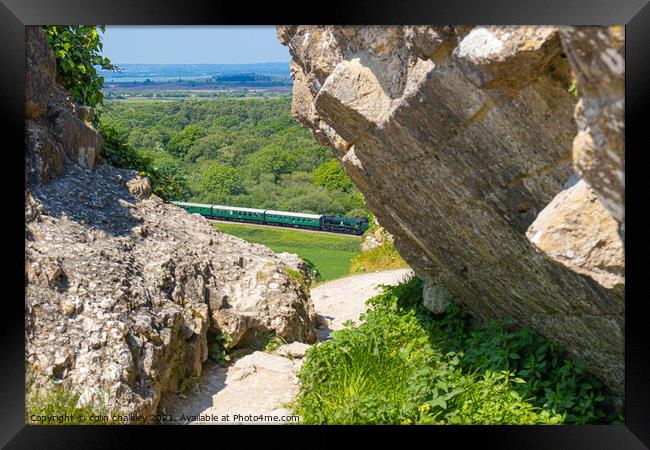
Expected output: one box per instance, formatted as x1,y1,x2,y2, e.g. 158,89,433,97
160,268,413,424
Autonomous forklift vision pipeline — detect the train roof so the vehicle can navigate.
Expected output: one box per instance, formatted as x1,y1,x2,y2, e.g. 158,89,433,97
172,201,213,209
211,204,267,214
265,209,322,219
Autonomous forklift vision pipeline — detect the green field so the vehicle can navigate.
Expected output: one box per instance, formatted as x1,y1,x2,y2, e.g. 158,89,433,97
212,222,360,281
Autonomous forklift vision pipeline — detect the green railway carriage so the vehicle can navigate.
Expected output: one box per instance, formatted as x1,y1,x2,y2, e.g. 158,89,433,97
210,204,266,223
172,201,213,216
264,209,322,228
172,201,369,235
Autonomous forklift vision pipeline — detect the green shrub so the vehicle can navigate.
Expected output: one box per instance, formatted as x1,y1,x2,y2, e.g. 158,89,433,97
312,159,353,192
98,121,190,201
293,276,620,425
301,257,322,285
43,26,116,109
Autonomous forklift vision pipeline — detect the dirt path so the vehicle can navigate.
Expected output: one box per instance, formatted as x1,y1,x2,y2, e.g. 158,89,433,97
159,268,413,424
311,269,414,340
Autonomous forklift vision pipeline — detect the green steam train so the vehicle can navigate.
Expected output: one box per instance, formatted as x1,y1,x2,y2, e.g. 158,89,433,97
172,202,369,235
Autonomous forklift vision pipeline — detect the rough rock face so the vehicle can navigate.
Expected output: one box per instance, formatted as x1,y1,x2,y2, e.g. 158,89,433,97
25,27,102,185
360,220,394,252
527,26,625,293
559,26,625,237
278,25,624,391
527,178,624,289
25,26,317,418
25,166,317,417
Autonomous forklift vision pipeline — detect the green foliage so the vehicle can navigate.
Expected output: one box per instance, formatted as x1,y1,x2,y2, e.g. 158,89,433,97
434,302,616,424
263,334,288,353
208,332,233,365
26,381,118,425
200,163,245,203
98,121,149,172
293,276,620,425
43,26,116,108
211,221,360,281
312,159,353,192
171,367,201,395
244,145,299,182
101,98,369,218
98,121,190,201
301,257,322,284
167,124,207,157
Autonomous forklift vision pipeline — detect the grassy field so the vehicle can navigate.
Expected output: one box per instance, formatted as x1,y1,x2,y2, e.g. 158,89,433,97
211,222,361,281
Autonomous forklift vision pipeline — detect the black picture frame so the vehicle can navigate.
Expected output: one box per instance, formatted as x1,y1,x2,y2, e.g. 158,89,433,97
2,0,648,447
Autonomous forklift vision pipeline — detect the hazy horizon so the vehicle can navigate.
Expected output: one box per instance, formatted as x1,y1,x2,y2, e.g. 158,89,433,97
101,26,291,65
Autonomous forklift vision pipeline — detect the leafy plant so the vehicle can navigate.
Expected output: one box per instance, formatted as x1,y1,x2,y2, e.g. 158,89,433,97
312,159,353,192
43,26,117,109
208,332,233,365
293,276,621,425
97,121,190,200
301,257,322,285
263,334,288,353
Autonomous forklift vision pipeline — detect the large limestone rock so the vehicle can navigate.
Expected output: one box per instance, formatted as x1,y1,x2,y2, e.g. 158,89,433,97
25,163,317,418
278,25,624,391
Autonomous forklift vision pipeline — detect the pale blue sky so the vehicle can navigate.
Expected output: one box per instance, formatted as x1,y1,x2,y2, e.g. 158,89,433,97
101,26,290,64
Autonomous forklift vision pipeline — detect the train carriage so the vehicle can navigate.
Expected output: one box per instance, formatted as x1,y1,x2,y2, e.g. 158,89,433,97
172,202,213,216
210,204,266,223
264,209,321,229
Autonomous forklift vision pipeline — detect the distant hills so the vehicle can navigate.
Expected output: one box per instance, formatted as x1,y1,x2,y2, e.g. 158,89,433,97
99,62,291,82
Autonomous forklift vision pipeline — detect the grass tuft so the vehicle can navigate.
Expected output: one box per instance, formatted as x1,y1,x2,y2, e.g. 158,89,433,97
26,381,119,425
349,243,409,274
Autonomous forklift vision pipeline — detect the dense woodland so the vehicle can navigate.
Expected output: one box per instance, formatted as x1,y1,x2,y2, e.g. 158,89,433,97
98,97,369,218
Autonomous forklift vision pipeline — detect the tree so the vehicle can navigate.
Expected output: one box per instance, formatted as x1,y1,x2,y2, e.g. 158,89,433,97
312,159,353,192
244,145,298,182
166,124,207,158
200,164,245,203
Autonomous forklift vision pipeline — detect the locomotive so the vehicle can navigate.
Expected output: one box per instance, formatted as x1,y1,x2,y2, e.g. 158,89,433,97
172,201,369,235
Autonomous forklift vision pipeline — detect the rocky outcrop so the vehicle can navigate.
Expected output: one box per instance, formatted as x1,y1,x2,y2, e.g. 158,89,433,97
25,27,102,186
25,166,317,417
527,178,624,289
360,219,394,252
526,27,625,290
559,26,625,237
278,25,624,391
25,26,317,419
